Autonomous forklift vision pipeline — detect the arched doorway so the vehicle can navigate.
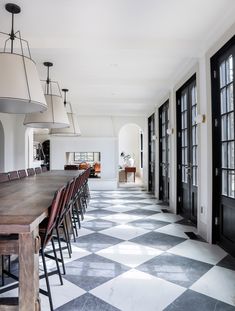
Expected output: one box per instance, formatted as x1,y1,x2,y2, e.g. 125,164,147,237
0,121,4,172
118,123,143,186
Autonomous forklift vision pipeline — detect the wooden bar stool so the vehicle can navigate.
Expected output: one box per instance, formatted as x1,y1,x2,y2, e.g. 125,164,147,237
18,170,27,179
8,171,19,181
0,173,9,183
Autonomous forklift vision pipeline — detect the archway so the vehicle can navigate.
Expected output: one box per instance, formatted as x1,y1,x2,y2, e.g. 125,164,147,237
118,123,143,186
0,121,5,172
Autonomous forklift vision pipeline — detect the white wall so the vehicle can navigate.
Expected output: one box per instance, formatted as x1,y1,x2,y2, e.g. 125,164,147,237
119,124,141,174
0,114,28,172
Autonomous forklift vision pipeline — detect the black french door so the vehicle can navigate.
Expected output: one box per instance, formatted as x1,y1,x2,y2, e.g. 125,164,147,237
148,113,155,193
211,36,235,256
176,75,198,224
159,101,170,203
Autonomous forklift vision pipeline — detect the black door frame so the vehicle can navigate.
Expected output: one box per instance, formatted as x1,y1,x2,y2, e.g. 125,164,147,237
148,113,155,193
176,74,198,224
159,100,170,203
211,35,235,254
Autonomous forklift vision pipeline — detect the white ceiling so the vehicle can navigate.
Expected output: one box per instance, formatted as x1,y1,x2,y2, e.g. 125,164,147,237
1,0,235,116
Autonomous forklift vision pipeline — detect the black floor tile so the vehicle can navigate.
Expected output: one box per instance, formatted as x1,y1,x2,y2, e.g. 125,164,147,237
217,255,235,271
164,289,235,311
124,208,158,216
130,231,186,251
86,209,117,217
75,232,123,252
89,202,112,208
82,219,118,232
128,219,170,230
137,252,212,288
63,254,129,291
55,293,121,311
126,202,153,207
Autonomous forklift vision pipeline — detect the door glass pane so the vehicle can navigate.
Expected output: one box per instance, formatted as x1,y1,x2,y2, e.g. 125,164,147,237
228,171,235,198
227,84,234,112
226,55,233,84
184,148,188,165
220,88,227,114
220,61,226,88
228,113,234,140
222,170,228,196
228,142,235,169
222,143,228,168
193,167,197,186
221,115,227,141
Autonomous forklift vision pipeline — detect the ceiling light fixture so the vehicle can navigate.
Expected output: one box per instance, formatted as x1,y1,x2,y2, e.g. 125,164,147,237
24,62,69,128
50,89,81,136
0,3,47,113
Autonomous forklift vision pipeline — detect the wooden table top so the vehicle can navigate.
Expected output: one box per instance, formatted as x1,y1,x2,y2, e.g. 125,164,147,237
0,170,82,234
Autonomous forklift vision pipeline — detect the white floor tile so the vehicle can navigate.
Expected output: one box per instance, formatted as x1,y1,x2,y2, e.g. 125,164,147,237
100,224,149,240
155,223,197,239
190,266,235,306
147,213,183,223
101,213,142,224
91,269,186,311
97,241,163,268
168,240,227,265
105,205,137,213
40,275,85,310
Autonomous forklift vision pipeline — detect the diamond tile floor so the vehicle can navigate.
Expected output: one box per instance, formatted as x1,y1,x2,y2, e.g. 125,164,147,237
1,187,235,310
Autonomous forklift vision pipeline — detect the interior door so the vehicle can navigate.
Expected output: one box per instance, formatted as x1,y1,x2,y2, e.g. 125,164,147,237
211,37,235,256
177,75,198,224
148,114,155,193
159,101,170,203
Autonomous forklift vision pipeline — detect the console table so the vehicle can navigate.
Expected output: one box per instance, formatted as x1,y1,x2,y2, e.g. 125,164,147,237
125,167,136,182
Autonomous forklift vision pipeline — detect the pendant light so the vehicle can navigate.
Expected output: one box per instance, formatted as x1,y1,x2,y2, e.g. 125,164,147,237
50,89,81,136
24,62,69,128
0,3,47,114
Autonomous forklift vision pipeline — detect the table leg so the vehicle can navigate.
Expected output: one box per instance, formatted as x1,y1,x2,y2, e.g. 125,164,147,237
19,229,40,311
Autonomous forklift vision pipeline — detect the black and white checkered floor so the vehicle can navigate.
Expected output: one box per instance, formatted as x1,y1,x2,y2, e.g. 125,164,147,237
2,187,235,310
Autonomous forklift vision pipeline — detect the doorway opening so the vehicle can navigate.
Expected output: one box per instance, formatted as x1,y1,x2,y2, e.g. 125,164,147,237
0,121,5,172
118,123,143,188
176,74,198,225
211,35,235,256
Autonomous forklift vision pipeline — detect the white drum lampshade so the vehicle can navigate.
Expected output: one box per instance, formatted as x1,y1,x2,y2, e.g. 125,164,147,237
24,62,69,129
0,4,47,114
50,89,81,136
50,109,81,136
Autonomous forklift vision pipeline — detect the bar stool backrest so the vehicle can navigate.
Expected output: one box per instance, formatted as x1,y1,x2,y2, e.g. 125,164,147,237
27,168,35,176
35,167,42,174
43,186,65,247
0,173,9,183
8,171,19,181
18,169,27,178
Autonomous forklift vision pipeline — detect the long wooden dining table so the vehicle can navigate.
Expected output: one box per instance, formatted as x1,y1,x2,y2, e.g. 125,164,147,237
0,170,83,311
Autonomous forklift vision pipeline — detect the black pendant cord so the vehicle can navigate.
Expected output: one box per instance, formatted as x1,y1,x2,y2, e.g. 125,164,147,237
62,89,69,107
5,3,21,54
44,62,53,95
